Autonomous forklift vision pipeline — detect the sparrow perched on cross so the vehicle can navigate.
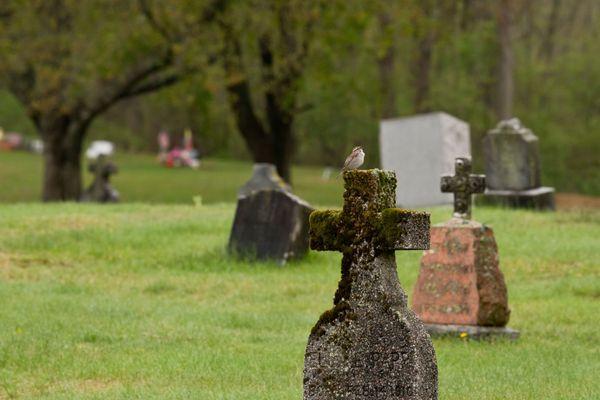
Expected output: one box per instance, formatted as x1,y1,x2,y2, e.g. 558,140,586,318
339,146,365,176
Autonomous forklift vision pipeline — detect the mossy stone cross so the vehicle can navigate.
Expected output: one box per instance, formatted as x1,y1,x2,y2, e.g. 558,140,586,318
304,169,437,399
310,169,430,255
441,157,485,220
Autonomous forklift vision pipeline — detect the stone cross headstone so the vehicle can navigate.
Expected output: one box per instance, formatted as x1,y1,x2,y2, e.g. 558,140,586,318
81,156,119,203
380,112,471,207
440,157,485,219
305,169,437,399
228,189,313,264
482,118,555,210
412,158,518,340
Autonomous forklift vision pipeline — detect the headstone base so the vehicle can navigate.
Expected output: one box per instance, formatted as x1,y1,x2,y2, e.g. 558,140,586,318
425,323,520,340
481,187,555,210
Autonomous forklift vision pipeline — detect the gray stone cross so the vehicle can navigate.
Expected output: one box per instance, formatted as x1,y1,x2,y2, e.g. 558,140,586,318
81,155,119,203
305,169,437,400
441,157,485,219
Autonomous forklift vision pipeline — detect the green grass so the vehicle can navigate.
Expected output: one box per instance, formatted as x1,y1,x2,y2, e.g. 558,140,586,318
0,152,342,206
0,203,598,399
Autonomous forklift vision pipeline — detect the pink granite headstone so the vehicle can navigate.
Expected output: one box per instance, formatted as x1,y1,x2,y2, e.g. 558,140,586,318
411,157,518,339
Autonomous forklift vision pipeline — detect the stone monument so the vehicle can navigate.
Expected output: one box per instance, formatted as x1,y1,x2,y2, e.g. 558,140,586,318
81,155,120,203
238,163,290,197
482,118,555,210
229,164,312,264
305,169,437,399
412,157,519,340
379,112,471,207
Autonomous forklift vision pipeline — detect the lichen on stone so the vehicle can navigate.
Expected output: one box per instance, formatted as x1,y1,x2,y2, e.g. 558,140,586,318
311,299,351,336
304,168,437,399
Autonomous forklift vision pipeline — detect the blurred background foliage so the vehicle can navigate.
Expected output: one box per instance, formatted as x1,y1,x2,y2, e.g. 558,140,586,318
0,0,598,195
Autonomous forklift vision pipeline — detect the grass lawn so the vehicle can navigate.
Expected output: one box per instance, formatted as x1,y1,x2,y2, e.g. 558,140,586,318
0,152,343,206
0,201,598,399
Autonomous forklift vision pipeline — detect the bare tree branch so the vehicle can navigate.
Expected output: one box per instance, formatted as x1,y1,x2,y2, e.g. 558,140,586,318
138,0,173,41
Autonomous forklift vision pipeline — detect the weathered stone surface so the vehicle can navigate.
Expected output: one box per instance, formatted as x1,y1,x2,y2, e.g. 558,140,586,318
483,118,541,191
483,187,555,210
440,157,485,219
238,163,290,197
412,218,510,327
424,323,520,340
81,156,119,203
482,119,555,210
228,189,312,264
380,112,471,207
305,169,437,400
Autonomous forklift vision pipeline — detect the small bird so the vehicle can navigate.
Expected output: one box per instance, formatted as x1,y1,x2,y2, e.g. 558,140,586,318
339,146,365,176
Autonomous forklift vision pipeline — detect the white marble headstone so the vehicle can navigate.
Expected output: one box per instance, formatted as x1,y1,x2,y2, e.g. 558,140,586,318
379,112,471,207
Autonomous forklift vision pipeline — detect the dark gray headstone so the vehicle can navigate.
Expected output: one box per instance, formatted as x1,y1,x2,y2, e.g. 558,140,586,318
482,118,555,210
228,189,313,264
483,118,541,191
238,163,290,197
81,156,119,203
306,169,437,400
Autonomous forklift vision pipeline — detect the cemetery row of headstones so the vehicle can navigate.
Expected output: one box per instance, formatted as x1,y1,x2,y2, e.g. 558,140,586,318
380,113,555,210
229,115,555,265
227,114,538,398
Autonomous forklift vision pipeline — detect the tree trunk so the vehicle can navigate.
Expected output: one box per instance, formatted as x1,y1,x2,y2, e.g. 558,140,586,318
410,0,435,115
40,120,85,201
541,0,561,61
268,100,294,183
412,34,434,114
496,0,514,120
272,124,293,183
378,12,396,119
225,79,276,162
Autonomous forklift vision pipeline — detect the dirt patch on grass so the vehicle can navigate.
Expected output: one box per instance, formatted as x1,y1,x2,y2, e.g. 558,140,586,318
17,214,117,235
48,378,123,395
556,193,600,210
0,252,72,277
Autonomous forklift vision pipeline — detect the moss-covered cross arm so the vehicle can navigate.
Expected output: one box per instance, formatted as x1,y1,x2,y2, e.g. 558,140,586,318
309,169,430,254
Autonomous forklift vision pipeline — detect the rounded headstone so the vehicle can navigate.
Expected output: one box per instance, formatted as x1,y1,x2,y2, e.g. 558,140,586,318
238,163,290,197
483,118,541,191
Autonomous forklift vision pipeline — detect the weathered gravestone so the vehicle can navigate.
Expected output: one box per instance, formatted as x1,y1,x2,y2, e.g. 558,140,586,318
380,112,471,207
81,156,119,203
305,169,437,399
229,164,312,264
238,163,290,197
412,158,519,340
482,118,555,210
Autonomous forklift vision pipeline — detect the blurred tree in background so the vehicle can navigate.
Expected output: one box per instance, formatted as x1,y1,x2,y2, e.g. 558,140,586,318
0,0,222,200
0,0,598,197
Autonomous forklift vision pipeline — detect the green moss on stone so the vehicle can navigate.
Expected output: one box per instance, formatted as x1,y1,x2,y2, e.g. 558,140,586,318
311,169,429,254
311,300,351,337
309,210,341,250
343,169,396,211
